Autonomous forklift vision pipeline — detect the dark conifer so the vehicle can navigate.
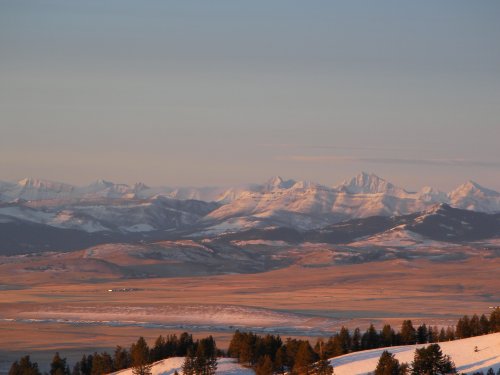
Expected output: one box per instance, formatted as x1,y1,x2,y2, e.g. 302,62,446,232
130,337,152,375
400,320,416,345
381,325,395,347
8,355,41,375
479,314,490,335
416,324,428,344
489,308,500,332
411,344,456,375
374,351,402,375
313,358,334,375
255,355,273,375
352,328,361,352
50,352,70,375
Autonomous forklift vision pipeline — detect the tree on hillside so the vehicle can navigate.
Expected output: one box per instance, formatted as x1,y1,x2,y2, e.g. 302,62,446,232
416,324,428,344
411,344,456,375
455,315,471,339
195,336,217,375
312,357,334,375
255,355,274,375
90,352,113,375
293,341,316,375
352,328,361,352
374,351,407,375
50,353,70,375
381,325,396,347
8,355,41,375
479,314,490,335
362,324,380,349
490,308,500,332
469,314,481,337
182,349,196,375
130,337,152,375
400,321,416,345
113,346,131,371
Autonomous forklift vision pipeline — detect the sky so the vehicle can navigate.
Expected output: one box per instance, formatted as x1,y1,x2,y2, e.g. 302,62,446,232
1,0,500,191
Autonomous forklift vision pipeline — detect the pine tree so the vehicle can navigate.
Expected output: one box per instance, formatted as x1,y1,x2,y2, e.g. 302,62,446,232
8,355,41,375
351,328,361,352
400,320,416,345
131,337,152,375
362,324,379,349
445,326,455,341
195,336,217,375
479,314,490,335
438,328,446,342
490,308,500,332
313,358,334,375
256,355,273,375
416,324,428,344
428,326,438,343
113,346,131,371
456,315,471,339
374,351,402,375
337,327,351,355
50,353,70,375
293,341,316,375
411,344,456,375
151,335,167,361
274,346,287,374
182,350,196,375
470,314,481,337
91,352,113,375
381,325,395,347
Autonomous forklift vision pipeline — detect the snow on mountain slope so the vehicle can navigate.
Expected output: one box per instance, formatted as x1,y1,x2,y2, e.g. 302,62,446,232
110,357,254,375
331,332,500,375
0,196,218,233
348,225,451,249
1,174,499,237
449,181,500,213
0,178,76,201
417,186,448,203
335,172,406,195
205,174,437,230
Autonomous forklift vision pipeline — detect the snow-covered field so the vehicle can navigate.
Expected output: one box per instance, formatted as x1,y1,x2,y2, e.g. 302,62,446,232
110,357,254,375
331,332,500,375
109,334,500,375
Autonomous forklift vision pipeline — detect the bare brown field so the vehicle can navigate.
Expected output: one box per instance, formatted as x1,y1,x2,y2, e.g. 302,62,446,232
1,253,499,372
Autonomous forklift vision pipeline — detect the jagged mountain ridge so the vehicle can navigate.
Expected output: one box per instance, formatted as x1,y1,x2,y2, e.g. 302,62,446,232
0,173,499,240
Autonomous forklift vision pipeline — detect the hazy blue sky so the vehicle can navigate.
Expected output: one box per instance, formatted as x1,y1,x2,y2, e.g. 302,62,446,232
1,0,499,191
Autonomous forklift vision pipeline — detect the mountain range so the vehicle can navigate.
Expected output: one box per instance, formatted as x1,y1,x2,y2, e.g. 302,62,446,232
1,173,499,254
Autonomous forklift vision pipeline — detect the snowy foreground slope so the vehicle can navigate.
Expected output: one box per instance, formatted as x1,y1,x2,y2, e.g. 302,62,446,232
110,357,254,375
331,332,500,375
110,334,499,375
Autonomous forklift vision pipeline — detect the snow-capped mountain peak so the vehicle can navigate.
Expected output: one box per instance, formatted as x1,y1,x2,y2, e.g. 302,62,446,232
450,180,499,197
263,176,296,191
448,181,500,213
88,179,115,188
17,177,74,191
336,172,405,195
417,186,448,203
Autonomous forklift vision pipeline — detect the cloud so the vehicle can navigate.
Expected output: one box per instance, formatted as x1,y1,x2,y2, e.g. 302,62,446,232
277,155,500,169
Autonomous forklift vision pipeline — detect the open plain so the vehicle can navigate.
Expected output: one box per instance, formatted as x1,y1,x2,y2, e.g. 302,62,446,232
1,248,499,373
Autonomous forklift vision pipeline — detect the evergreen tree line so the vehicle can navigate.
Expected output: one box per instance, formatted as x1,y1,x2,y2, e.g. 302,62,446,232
181,336,218,375
227,309,500,375
8,332,216,375
8,309,500,375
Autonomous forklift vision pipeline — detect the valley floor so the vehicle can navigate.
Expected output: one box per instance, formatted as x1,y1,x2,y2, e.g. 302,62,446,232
0,255,499,373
